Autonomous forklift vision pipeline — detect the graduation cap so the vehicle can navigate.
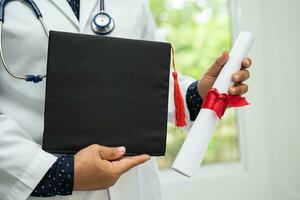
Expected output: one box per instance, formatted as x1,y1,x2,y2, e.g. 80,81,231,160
42,31,186,156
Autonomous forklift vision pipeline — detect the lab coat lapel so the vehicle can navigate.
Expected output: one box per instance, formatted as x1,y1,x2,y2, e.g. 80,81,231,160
48,0,79,29
79,0,98,32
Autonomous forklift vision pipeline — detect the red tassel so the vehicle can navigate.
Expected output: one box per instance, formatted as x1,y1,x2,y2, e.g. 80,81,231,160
171,47,187,127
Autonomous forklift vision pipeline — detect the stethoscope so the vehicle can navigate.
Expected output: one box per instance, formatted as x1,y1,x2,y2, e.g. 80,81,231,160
91,0,115,35
0,0,115,83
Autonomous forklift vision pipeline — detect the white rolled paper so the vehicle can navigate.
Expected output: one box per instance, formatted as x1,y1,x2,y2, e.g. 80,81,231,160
172,32,254,177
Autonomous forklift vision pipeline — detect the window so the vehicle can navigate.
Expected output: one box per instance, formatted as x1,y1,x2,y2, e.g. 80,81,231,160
149,0,239,170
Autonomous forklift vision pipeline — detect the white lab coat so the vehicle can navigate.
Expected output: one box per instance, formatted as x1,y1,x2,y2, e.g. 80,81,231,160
0,0,195,199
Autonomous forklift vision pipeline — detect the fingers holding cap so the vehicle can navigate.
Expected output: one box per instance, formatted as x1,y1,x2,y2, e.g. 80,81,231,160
96,145,126,161
113,154,151,174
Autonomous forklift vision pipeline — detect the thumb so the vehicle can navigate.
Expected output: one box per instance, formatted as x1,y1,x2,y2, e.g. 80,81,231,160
98,146,126,161
114,154,151,174
206,51,229,78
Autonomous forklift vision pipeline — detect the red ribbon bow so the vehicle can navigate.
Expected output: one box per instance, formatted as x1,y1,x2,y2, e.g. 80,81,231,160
201,88,249,119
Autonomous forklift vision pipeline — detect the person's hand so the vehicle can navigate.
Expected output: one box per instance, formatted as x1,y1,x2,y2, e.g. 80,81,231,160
73,144,150,191
197,51,252,99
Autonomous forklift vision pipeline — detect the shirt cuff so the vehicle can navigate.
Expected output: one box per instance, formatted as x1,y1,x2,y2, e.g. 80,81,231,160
31,155,74,197
186,81,203,121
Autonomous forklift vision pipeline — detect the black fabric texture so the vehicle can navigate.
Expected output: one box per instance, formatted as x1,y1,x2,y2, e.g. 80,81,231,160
42,31,171,156
31,155,74,197
186,81,203,121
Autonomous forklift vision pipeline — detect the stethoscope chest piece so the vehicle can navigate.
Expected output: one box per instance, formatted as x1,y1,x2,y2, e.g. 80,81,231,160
92,12,115,35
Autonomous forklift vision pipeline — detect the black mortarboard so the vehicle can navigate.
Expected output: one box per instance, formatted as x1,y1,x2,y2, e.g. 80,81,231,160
42,31,186,156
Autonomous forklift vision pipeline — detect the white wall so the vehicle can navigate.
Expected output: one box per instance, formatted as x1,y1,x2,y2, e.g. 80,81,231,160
232,0,300,199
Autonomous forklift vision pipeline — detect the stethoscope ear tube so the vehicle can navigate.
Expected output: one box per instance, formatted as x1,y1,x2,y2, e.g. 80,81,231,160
0,0,43,22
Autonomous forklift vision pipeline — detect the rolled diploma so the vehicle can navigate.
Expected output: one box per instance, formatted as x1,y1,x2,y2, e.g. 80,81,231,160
171,32,254,177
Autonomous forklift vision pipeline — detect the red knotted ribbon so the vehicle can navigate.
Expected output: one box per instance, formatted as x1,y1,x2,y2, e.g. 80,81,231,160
202,88,249,119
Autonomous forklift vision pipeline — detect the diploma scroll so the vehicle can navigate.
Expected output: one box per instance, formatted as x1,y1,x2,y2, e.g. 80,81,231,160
172,32,254,177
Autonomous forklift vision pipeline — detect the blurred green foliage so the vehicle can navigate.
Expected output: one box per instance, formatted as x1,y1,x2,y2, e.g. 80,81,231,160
148,0,240,169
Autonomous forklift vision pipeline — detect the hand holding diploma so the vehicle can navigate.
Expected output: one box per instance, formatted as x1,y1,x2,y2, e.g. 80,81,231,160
172,32,254,177
198,47,252,100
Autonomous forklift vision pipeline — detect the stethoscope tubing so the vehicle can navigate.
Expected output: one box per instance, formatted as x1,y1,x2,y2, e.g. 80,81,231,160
0,20,48,80
0,4,49,82
0,0,114,83
100,0,105,11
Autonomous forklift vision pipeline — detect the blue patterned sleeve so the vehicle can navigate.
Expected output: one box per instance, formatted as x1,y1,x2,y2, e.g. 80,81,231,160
186,81,203,121
30,155,74,197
